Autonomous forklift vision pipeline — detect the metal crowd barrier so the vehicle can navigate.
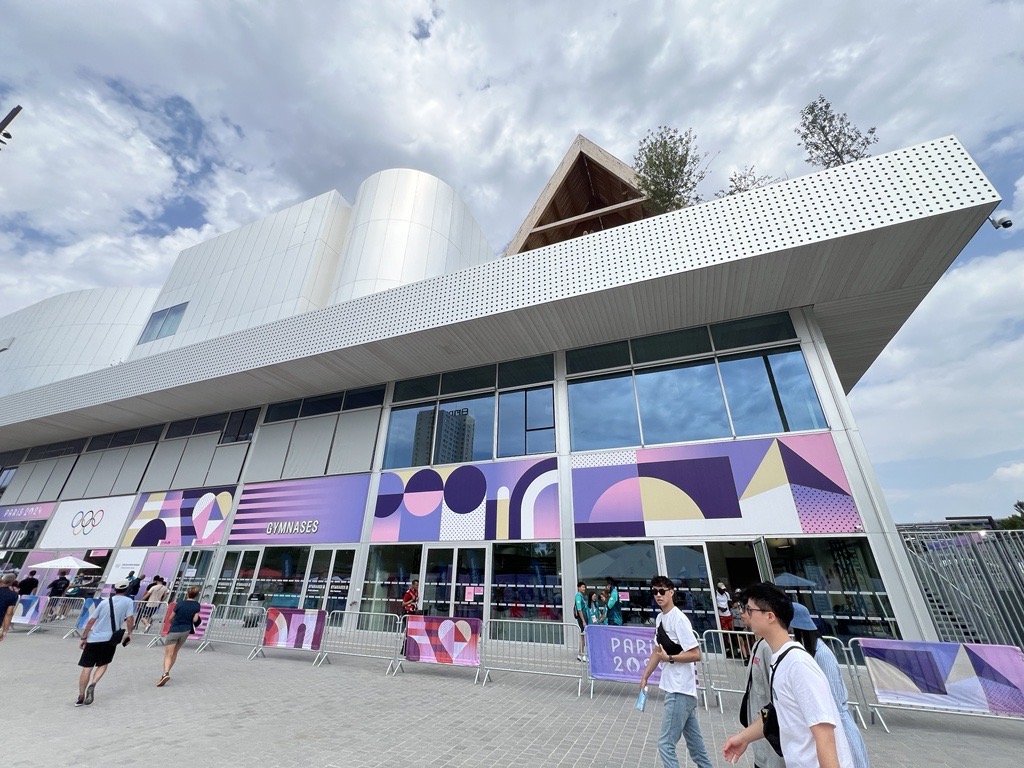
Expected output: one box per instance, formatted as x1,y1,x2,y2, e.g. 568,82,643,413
700,629,756,713
133,600,170,637
478,619,583,695
821,635,868,729
313,611,403,670
28,597,86,637
196,604,267,660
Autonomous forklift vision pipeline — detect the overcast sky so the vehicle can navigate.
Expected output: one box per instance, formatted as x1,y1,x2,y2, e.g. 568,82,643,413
1,1,1022,523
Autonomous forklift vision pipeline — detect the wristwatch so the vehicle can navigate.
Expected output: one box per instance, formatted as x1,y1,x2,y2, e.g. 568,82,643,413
669,655,675,664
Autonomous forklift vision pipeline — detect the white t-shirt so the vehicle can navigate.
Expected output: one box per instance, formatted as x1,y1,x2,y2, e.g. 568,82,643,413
655,607,699,697
716,590,730,615
772,640,853,768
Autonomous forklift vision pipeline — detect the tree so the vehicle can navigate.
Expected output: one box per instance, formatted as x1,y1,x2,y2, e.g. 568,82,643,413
795,95,878,168
634,126,710,214
715,166,783,198
999,501,1024,530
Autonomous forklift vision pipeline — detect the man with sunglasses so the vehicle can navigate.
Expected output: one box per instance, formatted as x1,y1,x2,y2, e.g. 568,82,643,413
639,576,713,768
723,583,852,768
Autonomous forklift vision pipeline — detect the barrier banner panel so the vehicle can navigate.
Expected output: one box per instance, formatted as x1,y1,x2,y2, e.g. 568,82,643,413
586,625,662,685
12,595,45,625
405,615,481,667
263,608,326,651
860,639,1024,717
76,598,103,631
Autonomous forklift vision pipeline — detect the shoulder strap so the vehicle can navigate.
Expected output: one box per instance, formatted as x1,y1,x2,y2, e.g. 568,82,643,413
108,596,117,634
768,644,805,702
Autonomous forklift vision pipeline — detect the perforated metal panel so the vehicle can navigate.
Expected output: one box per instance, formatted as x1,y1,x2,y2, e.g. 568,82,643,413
0,137,1000,447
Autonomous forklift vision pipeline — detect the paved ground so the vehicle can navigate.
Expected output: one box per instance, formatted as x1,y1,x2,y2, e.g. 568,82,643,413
1,625,1021,768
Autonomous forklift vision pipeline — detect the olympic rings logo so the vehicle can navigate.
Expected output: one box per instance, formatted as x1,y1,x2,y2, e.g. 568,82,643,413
71,508,105,536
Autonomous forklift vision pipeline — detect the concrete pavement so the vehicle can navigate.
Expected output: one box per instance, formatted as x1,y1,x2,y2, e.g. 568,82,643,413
0,626,1020,768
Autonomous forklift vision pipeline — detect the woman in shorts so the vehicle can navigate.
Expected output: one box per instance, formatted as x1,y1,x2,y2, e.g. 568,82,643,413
157,585,202,687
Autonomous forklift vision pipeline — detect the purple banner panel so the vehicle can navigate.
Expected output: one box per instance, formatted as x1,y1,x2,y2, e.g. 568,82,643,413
861,639,1024,717
572,433,861,538
12,596,46,626
404,615,481,667
122,487,235,547
263,607,326,651
0,502,56,522
228,475,371,545
585,624,661,685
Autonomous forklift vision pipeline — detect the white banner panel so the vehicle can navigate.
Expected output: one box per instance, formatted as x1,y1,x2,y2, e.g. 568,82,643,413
108,548,148,584
39,495,137,549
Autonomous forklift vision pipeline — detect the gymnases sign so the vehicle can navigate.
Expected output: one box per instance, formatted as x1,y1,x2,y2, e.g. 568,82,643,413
39,495,137,549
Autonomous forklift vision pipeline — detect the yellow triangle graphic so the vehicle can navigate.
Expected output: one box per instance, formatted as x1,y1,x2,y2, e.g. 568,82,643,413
741,441,788,500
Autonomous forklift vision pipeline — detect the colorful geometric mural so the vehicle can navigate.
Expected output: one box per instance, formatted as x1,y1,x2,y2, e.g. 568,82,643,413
572,433,861,537
404,615,481,667
263,607,326,651
861,639,1024,717
121,486,235,547
372,457,559,542
229,475,371,545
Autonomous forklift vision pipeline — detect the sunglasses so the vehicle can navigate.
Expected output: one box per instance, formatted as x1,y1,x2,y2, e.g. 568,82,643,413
652,588,673,596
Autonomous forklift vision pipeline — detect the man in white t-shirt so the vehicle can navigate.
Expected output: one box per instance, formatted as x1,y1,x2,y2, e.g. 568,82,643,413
640,576,713,768
723,582,853,768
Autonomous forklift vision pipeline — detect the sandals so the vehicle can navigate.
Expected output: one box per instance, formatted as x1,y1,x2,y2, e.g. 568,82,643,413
156,673,170,687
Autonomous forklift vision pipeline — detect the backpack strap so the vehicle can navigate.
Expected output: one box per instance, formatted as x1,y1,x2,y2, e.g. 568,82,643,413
108,596,117,635
768,643,805,703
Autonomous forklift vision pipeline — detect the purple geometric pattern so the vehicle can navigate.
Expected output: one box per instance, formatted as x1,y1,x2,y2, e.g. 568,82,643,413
791,485,861,533
123,486,236,547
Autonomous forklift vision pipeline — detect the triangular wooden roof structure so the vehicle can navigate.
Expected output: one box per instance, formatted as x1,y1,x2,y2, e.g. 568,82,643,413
504,135,649,256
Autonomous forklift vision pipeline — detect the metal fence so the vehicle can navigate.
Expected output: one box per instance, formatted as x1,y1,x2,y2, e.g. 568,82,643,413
195,604,266,660
132,599,170,636
900,528,1024,649
27,596,85,637
478,619,583,694
821,634,869,729
314,611,403,670
700,629,756,713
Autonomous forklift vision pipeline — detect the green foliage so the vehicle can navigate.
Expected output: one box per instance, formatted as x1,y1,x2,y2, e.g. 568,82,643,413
999,501,1024,530
795,95,878,168
715,166,783,198
633,126,709,214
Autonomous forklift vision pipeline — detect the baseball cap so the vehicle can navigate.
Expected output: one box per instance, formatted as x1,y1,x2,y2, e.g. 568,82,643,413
113,580,130,591
716,582,726,590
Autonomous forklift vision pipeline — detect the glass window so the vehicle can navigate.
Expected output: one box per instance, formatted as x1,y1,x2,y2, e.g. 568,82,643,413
766,537,895,641
767,348,827,431
265,400,302,423
136,424,164,443
490,542,561,622
631,327,712,364
566,340,631,375
253,546,310,609
87,434,114,452
165,419,196,440
433,394,495,464
498,386,555,458
161,302,187,337
576,541,658,626
138,307,168,344
221,408,261,444
711,312,796,350
718,354,784,436
0,467,16,499
663,544,716,634
567,372,640,450
440,365,496,395
300,392,344,418
343,385,386,410
383,403,436,469
498,354,554,388
393,375,440,402
137,302,188,344
361,544,422,615
635,360,731,444
109,429,139,448
193,412,229,435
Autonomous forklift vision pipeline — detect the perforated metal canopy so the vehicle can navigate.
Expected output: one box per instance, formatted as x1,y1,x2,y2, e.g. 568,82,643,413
0,136,1000,450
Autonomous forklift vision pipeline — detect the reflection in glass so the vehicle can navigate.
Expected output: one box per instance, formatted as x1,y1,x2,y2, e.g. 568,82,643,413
433,394,494,464
711,312,796,350
635,361,731,444
454,547,487,619
498,386,555,457
383,403,435,469
567,373,640,450
767,537,896,641
498,354,554,388
566,340,631,374
361,544,422,615
576,540,657,626
253,546,310,609
663,544,715,635
423,547,454,617
631,327,712,364
490,542,561,622
718,354,784,436
768,349,827,431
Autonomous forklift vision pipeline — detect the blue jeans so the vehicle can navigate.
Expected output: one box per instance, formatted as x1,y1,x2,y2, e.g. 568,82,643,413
659,692,712,768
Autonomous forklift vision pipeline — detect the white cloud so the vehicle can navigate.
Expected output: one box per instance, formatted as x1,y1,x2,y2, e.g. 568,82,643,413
992,462,1024,481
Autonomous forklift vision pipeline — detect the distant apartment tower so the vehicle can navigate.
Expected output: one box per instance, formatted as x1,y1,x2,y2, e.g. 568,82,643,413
413,407,475,466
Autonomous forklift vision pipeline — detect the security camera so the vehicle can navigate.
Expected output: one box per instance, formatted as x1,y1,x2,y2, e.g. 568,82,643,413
989,214,1013,229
